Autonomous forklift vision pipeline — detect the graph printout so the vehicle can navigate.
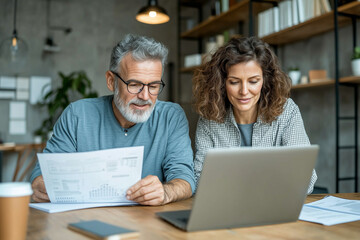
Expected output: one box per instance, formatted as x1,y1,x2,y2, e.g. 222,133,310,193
38,146,144,203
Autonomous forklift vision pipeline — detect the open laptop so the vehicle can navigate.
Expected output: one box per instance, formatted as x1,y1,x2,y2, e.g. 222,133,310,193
156,145,318,232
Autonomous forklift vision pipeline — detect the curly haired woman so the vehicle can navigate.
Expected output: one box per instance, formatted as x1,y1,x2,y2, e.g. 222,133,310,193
193,36,317,194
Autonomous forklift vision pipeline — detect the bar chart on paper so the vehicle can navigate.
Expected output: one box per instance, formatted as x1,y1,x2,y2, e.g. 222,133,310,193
37,146,144,203
89,184,124,199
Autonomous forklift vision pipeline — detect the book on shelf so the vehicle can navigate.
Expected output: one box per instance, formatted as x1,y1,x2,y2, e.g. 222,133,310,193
214,1,221,15
257,7,278,37
257,0,332,38
297,0,306,22
278,1,287,30
257,9,265,37
221,0,229,12
321,0,331,12
292,0,299,26
314,0,321,17
305,0,314,21
274,6,280,33
184,54,203,68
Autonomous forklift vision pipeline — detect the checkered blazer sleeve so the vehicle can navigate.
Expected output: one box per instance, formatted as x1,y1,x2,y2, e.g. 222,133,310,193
194,117,214,186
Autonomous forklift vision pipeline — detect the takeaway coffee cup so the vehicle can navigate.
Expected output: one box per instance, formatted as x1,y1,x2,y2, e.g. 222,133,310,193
0,182,33,240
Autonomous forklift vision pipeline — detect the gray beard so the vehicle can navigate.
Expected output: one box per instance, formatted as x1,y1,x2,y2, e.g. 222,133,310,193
113,86,156,124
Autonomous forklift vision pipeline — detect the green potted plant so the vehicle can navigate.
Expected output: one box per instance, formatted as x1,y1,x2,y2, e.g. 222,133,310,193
351,46,360,76
288,67,301,85
34,71,98,142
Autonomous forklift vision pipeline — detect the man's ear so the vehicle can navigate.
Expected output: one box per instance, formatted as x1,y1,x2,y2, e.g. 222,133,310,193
106,71,115,92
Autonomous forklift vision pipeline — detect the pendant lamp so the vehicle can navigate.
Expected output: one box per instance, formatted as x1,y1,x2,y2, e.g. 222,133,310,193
0,0,28,71
136,0,170,24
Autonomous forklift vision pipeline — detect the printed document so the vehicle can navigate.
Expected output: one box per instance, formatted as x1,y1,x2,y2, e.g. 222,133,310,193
299,196,360,226
37,146,144,204
29,202,137,213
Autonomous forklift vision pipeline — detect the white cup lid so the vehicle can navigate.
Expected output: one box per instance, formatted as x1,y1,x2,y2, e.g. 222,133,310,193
0,182,33,197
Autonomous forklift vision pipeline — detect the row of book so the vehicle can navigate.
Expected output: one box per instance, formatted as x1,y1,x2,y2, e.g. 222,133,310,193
258,0,331,38
211,0,237,16
184,34,226,67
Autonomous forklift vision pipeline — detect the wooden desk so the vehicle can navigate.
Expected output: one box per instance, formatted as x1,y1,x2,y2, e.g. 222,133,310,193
27,193,360,239
0,143,45,182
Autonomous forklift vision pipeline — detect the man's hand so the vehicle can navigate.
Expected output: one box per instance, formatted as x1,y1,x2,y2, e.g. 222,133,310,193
126,176,192,206
31,175,50,203
126,175,166,206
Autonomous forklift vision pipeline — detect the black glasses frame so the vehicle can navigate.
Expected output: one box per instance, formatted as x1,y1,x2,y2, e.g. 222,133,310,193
111,71,165,96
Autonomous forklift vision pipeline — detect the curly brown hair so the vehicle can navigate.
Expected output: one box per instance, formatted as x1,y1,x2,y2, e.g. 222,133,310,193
193,36,291,123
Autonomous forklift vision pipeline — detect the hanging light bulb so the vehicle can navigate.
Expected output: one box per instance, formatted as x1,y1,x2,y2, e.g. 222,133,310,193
136,0,170,24
0,0,28,72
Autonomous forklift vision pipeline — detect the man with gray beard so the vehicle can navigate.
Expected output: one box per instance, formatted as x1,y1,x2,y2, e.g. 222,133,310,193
30,34,195,206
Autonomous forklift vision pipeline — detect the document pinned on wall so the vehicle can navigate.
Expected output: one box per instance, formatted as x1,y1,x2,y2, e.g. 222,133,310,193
0,76,16,89
9,120,26,135
0,76,17,99
10,101,26,119
9,101,27,135
16,90,29,100
30,76,51,104
16,77,30,100
16,77,30,90
0,90,15,99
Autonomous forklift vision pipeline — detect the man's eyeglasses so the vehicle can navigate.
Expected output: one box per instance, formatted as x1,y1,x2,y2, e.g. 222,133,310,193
111,71,165,96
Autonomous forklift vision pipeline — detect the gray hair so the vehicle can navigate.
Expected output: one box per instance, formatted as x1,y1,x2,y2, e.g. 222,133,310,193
109,34,168,75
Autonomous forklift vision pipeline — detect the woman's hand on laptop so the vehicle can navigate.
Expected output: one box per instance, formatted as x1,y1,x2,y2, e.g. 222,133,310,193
31,175,50,203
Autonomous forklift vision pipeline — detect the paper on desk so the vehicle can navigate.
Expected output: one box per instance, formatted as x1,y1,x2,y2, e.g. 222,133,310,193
38,146,143,204
29,202,138,213
299,196,360,226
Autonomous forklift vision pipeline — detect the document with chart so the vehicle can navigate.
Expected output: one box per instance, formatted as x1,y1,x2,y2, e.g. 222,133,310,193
37,146,144,204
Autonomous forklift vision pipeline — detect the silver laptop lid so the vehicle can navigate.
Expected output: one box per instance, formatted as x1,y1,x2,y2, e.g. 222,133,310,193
187,145,318,231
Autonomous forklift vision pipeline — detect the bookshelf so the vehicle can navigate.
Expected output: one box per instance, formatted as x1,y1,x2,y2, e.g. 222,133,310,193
262,2,360,45
181,0,280,39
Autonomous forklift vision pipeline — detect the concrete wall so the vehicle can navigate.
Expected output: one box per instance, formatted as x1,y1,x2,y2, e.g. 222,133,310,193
0,0,177,181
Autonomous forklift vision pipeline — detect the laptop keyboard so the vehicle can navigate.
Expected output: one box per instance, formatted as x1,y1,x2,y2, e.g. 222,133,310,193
177,217,189,224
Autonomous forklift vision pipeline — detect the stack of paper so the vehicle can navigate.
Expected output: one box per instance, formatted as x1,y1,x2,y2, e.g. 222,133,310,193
299,196,360,226
29,202,137,214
